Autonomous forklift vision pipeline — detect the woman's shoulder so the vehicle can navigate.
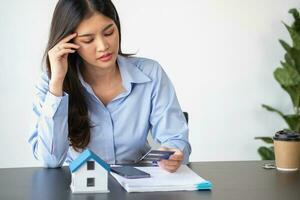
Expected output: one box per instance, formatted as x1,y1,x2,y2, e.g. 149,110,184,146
123,56,163,77
127,56,159,66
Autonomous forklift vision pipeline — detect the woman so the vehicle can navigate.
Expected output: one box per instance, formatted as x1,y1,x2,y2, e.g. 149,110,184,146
28,0,191,173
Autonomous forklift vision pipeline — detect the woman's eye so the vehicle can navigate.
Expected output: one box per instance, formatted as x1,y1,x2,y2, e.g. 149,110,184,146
82,40,93,44
104,30,114,37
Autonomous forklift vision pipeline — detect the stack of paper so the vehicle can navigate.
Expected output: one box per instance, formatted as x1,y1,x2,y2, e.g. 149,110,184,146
111,165,212,192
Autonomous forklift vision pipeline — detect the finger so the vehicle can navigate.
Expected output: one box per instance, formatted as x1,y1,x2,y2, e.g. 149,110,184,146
169,153,183,161
56,49,76,58
164,166,177,173
58,33,78,45
158,147,168,151
59,43,80,50
158,162,178,173
160,159,180,166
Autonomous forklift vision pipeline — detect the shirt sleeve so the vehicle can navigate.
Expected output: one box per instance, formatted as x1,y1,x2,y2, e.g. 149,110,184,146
28,72,69,168
149,62,192,164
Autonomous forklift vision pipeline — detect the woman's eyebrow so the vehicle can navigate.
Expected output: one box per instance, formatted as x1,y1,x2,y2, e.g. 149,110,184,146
77,23,114,37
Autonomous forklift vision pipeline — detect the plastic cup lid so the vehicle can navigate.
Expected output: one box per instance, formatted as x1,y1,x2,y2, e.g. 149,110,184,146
273,130,300,141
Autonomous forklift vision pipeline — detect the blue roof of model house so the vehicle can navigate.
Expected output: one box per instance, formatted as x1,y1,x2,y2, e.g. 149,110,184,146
69,149,110,173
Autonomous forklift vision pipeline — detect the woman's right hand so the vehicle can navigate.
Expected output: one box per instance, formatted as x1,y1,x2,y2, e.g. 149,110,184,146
48,33,80,96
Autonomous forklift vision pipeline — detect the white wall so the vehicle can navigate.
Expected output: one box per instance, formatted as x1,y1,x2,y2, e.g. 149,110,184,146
0,0,299,168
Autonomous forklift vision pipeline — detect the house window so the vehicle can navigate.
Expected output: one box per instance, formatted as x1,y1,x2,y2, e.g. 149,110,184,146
87,178,95,187
87,161,95,170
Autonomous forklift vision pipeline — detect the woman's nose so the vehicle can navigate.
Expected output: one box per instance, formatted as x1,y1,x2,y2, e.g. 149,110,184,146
96,37,109,52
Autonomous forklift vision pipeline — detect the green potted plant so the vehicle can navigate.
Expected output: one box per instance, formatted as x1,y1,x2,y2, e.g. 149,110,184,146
256,8,300,160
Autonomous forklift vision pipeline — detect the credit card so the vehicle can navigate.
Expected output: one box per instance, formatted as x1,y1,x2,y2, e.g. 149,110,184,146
139,150,175,162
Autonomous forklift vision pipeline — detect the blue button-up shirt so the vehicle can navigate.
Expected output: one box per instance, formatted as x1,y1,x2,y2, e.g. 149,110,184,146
28,55,191,167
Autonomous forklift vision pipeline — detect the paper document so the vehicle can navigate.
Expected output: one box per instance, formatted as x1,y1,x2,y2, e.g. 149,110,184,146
111,165,212,192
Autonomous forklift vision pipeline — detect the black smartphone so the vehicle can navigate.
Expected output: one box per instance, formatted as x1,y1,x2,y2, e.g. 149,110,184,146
111,166,150,179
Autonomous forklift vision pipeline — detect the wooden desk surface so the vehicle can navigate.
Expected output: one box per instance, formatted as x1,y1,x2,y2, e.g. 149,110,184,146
0,161,299,200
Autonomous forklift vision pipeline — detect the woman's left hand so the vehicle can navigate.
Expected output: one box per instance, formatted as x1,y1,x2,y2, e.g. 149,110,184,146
158,147,184,173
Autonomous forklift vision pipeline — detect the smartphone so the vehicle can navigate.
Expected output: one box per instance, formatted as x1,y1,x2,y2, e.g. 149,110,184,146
111,166,150,179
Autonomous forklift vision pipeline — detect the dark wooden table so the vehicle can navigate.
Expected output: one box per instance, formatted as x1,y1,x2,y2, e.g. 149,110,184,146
0,161,299,200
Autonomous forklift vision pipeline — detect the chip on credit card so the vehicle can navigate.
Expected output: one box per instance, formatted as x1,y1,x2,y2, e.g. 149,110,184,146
139,150,175,162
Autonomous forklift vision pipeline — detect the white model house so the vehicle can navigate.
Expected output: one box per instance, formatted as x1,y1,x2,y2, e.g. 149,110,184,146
69,149,110,193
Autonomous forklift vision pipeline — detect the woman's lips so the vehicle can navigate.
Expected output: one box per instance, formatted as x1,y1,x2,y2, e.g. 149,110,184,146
97,53,112,62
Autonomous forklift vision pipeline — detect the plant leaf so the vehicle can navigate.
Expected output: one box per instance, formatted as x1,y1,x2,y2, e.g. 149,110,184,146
281,85,300,109
279,39,292,53
288,48,300,73
289,8,300,32
284,54,296,68
281,114,300,132
261,104,300,130
254,137,273,144
284,23,300,50
258,146,275,160
262,104,284,117
289,8,300,20
274,66,300,86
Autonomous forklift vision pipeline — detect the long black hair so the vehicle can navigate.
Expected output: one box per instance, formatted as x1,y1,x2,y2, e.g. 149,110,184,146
43,0,127,151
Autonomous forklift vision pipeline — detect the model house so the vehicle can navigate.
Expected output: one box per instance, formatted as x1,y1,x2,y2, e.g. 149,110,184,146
69,149,110,193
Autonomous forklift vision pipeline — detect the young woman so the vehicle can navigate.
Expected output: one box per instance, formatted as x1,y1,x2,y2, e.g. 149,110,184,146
28,0,191,173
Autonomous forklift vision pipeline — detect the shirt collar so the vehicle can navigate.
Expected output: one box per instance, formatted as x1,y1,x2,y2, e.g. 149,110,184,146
117,55,152,84
77,55,152,94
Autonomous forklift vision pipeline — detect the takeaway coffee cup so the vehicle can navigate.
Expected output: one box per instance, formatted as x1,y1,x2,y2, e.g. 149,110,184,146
273,130,300,171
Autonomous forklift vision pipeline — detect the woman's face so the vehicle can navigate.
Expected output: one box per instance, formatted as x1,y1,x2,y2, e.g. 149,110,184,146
74,13,119,70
